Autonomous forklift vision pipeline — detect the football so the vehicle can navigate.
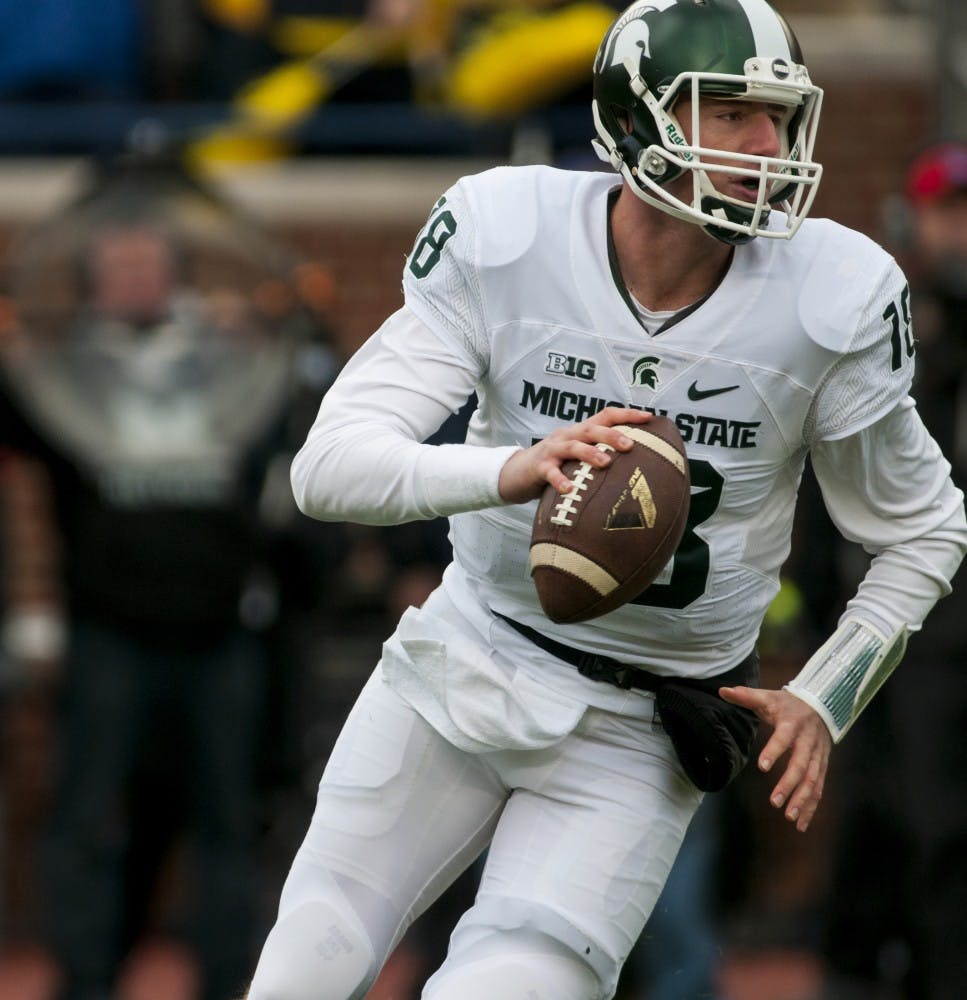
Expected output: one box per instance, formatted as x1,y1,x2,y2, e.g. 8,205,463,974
530,417,691,624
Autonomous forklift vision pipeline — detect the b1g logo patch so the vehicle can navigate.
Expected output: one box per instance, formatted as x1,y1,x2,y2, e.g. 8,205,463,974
545,352,597,382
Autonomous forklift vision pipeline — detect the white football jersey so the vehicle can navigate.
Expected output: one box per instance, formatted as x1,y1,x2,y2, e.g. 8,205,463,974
401,165,917,675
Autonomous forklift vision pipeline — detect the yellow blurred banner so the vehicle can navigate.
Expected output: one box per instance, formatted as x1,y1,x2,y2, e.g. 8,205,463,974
186,22,404,172
186,2,618,171
446,2,616,117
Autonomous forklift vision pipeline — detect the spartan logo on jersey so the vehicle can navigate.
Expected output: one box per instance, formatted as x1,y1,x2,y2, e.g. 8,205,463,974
605,467,656,530
631,355,661,388
545,352,597,381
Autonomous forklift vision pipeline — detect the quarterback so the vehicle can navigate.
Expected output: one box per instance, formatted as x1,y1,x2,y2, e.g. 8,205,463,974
245,1,967,998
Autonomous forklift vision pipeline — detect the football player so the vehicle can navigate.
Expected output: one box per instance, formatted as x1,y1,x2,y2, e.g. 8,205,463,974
244,2,967,998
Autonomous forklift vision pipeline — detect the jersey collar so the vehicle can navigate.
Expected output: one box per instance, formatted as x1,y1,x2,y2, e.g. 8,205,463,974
605,188,733,336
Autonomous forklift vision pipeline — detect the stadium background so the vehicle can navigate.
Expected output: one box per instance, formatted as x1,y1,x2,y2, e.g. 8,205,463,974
0,1,962,998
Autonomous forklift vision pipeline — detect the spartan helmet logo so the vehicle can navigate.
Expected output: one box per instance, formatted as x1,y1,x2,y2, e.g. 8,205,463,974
608,15,651,66
599,0,679,71
631,355,661,387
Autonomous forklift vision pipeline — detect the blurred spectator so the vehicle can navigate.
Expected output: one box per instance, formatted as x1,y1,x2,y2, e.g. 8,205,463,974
815,141,967,1000
0,153,335,1000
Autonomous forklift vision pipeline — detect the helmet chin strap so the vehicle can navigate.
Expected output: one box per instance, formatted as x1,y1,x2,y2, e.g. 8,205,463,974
699,195,762,246
693,165,772,246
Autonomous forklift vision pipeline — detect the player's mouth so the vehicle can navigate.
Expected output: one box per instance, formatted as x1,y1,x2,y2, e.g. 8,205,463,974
727,176,763,203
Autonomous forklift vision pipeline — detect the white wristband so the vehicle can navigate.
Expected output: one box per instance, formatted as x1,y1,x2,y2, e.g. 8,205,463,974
784,617,908,742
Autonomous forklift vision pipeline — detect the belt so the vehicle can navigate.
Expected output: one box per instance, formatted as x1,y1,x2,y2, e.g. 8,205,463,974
493,611,757,694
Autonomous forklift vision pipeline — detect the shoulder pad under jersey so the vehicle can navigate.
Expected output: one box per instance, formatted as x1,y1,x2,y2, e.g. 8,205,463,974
791,218,903,355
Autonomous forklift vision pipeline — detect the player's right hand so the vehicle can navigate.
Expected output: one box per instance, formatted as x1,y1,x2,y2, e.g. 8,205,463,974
497,406,653,505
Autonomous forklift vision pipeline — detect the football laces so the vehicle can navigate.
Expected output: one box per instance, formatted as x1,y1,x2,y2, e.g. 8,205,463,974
550,443,615,527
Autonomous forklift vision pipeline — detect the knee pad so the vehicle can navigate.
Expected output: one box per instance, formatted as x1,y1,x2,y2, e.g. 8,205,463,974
248,899,376,1000
422,927,601,1000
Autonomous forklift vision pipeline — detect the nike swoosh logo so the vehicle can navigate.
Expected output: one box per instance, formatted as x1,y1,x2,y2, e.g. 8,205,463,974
687,381,740,401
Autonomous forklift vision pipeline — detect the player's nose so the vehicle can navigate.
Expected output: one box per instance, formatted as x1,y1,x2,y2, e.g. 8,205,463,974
745,111,783,159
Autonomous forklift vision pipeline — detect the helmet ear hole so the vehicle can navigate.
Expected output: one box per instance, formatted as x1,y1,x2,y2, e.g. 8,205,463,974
613,107,633,135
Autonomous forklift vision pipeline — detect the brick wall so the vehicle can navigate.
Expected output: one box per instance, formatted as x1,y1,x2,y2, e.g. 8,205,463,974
284,221,416,358
813,74,937,237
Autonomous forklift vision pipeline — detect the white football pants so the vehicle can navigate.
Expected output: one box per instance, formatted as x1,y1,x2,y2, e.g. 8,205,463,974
248,666,701,1000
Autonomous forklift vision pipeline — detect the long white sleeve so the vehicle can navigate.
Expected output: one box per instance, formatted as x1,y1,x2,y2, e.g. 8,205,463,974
810,396,967,636
290,307,520,525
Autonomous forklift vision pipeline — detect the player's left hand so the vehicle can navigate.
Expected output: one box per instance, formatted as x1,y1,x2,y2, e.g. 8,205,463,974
718,685,832,833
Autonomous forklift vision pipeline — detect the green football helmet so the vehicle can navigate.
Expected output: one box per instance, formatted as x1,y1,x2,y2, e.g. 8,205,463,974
592,0,823,244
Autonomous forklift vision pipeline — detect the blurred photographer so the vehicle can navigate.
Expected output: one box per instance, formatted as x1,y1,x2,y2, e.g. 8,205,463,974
819,141,967,1000
0,156,329,1000
897,143,967,464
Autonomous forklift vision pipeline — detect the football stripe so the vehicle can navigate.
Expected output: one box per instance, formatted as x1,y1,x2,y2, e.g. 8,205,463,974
530,543,619,596
619,426,687,475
